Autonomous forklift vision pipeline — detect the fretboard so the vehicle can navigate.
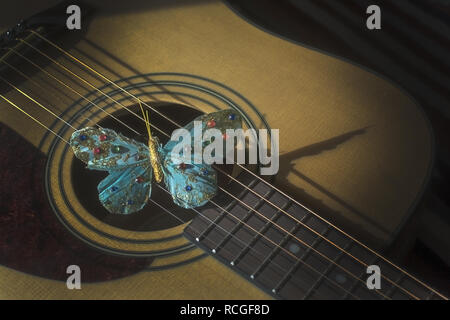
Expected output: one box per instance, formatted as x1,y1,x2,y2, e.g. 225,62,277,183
184,170,446,300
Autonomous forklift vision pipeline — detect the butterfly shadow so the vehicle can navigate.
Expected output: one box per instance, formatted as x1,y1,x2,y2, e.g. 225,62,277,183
275,126,390,249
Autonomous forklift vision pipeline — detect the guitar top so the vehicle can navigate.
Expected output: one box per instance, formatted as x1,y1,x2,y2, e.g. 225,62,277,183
0,0,444,300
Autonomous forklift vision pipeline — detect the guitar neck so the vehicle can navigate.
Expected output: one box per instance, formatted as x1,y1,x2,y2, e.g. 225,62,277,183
184,170,446,300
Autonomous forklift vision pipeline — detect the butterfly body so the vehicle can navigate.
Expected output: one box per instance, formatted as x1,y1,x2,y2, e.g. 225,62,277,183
69,109,242,214
148,136,164,183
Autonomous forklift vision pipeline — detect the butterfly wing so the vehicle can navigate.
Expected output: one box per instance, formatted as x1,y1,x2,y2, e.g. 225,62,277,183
70,127,149,171
163,109,243,154
97,164,152,214
160,149,217,208
161,109,242,208
70,127,152,214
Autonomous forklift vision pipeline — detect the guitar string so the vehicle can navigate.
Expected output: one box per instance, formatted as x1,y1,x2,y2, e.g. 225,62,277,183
7,45,148,137
153,183,359,299
10,35,419,300
0,92,337,301
10,36,424,300
10,30,440,299
0,60,128,135
20,30,445,300
7,39,391,300
25,30,441,299
29,31,448,300
0,93,68,143
0,90,355,300
146,196,335,300
0,75,77,131
2,48,140,135
0,92,326,300
0,59,82,116
0,86,361,301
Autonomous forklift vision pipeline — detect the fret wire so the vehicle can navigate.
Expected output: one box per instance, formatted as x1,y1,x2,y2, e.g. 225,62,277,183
3,45,359,300
188,229,321,300
249,200,294,279
163,190,337,299
197,178,260,243
342,255,381,300
0,62,380,302
0,89,311,300
272,206,315,295
384,271,407,298
0,47,307,298
12,37,321,276
24,32,373,279
262,219,303,293
188,219,336,301
279,222,330,297
1,81,359,300
148,197,294,292
229,199,286,267
142,169,328,299
15,37,398,299
212,186,274,253
219,180,390,299
192,187,360,298
200,163,413,299
194,204,229,243
14,31,446,300
303,240,355,300
157,183,292,281
226,155,444,298
110,146,335,300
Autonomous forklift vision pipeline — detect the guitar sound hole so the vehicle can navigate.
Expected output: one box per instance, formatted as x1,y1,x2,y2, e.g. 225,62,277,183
70,102,234,232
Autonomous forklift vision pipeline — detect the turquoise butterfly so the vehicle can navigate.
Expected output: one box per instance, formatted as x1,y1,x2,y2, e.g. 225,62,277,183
69,109,242,214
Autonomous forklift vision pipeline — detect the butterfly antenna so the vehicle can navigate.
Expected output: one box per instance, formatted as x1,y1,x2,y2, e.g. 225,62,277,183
138,99,164,183
138,100,152,137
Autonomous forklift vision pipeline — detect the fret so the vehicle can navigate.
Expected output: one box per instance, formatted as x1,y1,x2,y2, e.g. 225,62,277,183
211,187,275,253
373,257,433,300
229,199,286,267
194,178,259,242
248,201,296,280
384,272,406,298
330,256,381,300
394,274,432,300
270,210,314,296
342,255,381,300
332,245,388,300
184,171,447,300
302,237,353,300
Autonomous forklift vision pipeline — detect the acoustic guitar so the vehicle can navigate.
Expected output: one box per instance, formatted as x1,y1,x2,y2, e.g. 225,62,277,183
0,0,445,299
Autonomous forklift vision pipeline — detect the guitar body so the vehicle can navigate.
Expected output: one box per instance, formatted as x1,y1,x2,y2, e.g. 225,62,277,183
0,0,432,299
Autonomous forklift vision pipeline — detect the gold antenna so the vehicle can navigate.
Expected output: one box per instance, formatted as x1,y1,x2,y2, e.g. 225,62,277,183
139,100,163,183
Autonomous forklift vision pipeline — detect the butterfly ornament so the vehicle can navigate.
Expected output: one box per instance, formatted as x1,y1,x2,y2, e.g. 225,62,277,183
69,108,242,214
